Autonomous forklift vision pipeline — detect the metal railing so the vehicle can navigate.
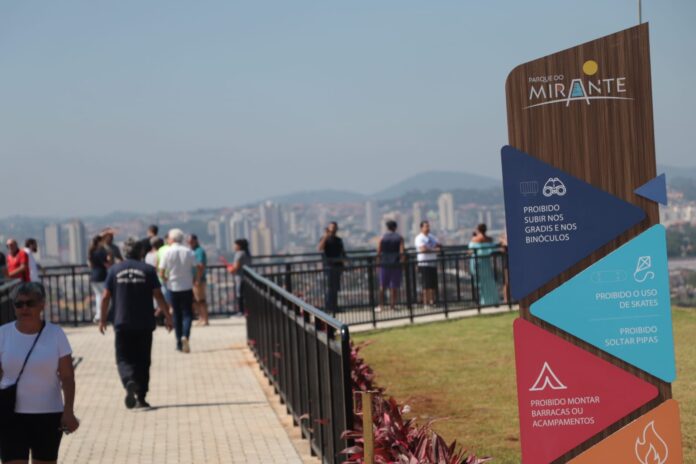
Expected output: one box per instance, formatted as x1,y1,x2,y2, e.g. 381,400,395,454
38,264,239,325
33,245,512,326
254,248,512,327
244,266,353,464
0,279,20,325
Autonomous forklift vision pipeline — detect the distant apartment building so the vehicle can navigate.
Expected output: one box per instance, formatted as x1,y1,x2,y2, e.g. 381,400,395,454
251,225,274,256
44,223,62,259
208,216,230,252
412,202,425,236
438,193,456,231
660,204,696,226
477,209,494,228
260,201,286,251
66,220,87,264
364,199,380,234
228,214,252,246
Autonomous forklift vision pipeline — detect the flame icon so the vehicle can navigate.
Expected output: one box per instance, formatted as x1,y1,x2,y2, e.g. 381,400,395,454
635,421,669,464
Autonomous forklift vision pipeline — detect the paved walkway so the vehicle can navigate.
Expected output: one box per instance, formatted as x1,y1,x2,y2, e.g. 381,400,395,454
59,318,304,464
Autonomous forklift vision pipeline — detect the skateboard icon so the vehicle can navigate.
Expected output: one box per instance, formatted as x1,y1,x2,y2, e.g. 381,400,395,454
542,177,567,197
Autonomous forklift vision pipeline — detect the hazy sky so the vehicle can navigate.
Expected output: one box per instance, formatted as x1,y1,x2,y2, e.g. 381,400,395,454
1,1,694,218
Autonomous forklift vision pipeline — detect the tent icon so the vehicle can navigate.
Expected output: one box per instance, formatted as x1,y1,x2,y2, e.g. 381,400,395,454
529,362,568,392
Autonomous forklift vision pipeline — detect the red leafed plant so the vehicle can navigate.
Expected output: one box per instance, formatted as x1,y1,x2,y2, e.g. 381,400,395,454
342,342,492,464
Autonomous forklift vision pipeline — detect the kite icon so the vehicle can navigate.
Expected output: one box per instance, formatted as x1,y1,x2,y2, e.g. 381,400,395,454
633,256,655,283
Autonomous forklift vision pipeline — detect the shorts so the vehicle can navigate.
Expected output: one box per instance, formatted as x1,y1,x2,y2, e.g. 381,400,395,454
379,266,403,289
193,281,207,303
0,412,63,462
419,266,438,290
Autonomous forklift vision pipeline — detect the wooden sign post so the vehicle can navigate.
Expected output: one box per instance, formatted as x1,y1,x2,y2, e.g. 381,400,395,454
503,24,683,462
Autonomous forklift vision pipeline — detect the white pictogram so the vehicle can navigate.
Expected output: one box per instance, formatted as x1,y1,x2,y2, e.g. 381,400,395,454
634,256,656,283
529,362,568,392
634,421,668,464
520,181,539,196
542,178,567,197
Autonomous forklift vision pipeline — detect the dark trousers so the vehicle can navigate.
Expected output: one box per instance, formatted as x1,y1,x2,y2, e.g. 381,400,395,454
171,289,193,343
115,330,153,399
324,266,342,313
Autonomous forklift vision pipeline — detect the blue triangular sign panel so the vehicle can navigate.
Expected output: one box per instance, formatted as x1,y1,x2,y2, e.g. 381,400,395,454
634,173,667,205
531,225,675,382
502,146,646,300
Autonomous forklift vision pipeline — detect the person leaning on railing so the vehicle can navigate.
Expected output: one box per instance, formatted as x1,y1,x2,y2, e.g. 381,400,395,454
225,239,251,315
0,282,79,463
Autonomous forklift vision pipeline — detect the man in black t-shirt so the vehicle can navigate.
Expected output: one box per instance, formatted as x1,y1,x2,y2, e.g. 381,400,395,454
137,224,159,261
99,237,172,409
318,222,346,313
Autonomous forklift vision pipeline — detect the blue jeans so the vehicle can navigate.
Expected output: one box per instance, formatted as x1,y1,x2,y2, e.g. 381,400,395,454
170,289,193,344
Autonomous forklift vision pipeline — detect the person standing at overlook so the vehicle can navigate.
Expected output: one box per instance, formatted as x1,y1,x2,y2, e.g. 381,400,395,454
376,220,405,312
318,222,346,314
23,238,42,283
469,223,501,306
414,221,441,307
4,239,30,283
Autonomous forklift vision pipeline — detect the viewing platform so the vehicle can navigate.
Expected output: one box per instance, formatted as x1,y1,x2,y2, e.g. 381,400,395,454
59,317,306,464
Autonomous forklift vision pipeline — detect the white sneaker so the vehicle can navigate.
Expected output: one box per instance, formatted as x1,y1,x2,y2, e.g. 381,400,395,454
182,337,190,353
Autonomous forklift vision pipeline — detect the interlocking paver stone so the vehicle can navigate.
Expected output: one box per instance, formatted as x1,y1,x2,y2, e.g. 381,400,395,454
59,318,303,464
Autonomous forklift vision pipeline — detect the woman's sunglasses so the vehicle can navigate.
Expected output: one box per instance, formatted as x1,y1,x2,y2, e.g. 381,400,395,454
14,299,39,309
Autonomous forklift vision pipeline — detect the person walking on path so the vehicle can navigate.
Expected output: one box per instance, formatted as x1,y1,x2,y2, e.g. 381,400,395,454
189,234,209,326
318,222,346,314
4,239,31,283
159,229,200,353
376,220,405,312
88,235,113,323
225,239,252,315
414,221,441,306
468,223,501,306
0,282,79,462
23,238,42,283
99,238,172,409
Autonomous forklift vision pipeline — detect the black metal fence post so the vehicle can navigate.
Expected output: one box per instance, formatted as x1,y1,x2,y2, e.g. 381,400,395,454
404,256,414,323
367,257,377,327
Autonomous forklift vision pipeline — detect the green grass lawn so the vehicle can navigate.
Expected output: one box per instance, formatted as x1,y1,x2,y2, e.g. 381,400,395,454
354,308,696,463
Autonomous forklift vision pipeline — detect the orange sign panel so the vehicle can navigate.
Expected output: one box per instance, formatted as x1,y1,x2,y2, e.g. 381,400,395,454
569,400,683,464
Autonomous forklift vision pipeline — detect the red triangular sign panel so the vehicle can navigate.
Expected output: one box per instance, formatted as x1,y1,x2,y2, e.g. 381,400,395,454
514,319,659,463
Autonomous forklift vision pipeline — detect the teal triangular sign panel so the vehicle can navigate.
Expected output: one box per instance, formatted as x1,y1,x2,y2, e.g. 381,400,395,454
531,224,676,382
634,173,668,205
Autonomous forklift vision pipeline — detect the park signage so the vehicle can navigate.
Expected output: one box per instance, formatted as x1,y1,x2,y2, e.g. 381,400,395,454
569,400,683,463
502,145,645,300
531,225,675,382
503,24,684,462
514,319,658,463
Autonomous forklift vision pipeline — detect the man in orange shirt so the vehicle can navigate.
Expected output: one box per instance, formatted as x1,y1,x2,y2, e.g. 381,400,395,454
5,239,31,282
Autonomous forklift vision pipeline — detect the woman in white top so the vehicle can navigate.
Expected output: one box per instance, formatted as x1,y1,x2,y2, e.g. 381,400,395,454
0,282,79,463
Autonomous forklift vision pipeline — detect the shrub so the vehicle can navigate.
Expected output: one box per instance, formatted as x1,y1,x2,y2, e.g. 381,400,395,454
342,342,491,464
